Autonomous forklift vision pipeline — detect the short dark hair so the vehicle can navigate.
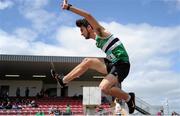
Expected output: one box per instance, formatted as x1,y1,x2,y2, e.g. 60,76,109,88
76,18,90,28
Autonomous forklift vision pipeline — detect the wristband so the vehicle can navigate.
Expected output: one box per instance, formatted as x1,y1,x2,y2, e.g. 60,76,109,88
67,4,72,10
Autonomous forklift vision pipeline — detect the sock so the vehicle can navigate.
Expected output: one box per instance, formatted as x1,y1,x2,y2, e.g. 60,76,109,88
63,78,67,84
126,94,131,102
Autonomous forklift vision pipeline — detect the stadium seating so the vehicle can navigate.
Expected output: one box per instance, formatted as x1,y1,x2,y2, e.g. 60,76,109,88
0,97,111,115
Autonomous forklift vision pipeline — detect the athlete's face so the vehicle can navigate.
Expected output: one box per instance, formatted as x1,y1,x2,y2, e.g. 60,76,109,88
80,26,90,39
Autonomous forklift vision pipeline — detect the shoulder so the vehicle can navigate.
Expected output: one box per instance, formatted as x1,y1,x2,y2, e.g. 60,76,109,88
95,29,112,39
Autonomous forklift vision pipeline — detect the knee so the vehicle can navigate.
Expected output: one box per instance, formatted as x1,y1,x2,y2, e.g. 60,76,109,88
99,85,111,95
81,58,93,68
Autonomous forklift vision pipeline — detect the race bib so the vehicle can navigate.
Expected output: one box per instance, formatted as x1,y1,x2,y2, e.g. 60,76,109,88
106,51,118,63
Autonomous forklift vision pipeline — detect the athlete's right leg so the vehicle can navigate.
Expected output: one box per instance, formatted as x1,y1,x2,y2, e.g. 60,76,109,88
63,58,108,84
99,74,135,114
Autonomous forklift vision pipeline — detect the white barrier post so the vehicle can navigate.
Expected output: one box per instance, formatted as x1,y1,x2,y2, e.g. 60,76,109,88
83,87,101,115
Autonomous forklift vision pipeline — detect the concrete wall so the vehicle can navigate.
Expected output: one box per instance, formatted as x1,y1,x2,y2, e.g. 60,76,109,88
0,80,43,96
0,80,100,97
68,81,100,97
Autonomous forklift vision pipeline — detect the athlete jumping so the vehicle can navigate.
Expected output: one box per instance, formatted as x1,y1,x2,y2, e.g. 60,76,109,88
51,0,135,114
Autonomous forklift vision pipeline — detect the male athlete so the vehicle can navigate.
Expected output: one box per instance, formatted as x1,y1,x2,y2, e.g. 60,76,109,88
51,0,135,114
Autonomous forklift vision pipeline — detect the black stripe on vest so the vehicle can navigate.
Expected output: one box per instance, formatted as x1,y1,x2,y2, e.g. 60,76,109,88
105,38,119,53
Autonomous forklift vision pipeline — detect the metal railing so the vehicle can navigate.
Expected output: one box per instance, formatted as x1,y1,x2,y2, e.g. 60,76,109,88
135,97,163,115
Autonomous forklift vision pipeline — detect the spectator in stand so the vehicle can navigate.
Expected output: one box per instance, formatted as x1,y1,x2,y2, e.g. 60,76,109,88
5,101,12,109
96,105,104,115
114,98,121,116
25,87,29,98
172,111,179,116
48,106,54,115
54,107,61,116
17,103,22,109
102,96,109,104
157,109,164,116
22,98,30,106
36,92,41,99
12,102,18,109
64,104,72,115
15,97,21,104
72,93,78,99
12,102,22,110
0,102,5,109
35,110,45,116
40,88,45,98
3,92,9,101
16,87,20,97
31,100,38,108
160,109,164,116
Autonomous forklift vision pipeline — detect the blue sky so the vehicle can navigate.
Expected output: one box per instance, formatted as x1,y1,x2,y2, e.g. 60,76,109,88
1,0,180,32
0,0,180,114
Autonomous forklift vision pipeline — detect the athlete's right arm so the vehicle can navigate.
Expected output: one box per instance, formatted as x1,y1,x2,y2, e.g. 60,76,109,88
61,1,109,37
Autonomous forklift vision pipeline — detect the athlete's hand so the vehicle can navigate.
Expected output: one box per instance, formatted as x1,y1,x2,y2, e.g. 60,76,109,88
61,0,68,10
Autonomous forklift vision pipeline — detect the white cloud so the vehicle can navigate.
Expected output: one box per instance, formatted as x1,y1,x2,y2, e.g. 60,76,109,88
13,28,38,42
0,26,104,57
17,0,54,32
0,29,30,54
55,26,105,57
16,0,73,34
0,0,13,10
0,28,74,56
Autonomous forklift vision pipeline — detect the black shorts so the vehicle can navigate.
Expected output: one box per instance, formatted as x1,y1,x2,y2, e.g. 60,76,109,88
104,59,130,83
